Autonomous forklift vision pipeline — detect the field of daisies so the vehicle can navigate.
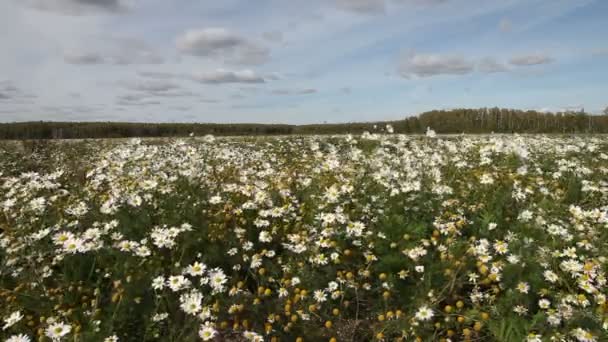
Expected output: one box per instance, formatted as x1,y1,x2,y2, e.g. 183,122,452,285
1,132,608,342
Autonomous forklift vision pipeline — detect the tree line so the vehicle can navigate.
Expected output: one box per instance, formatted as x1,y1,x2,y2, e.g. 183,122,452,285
1,108,607,140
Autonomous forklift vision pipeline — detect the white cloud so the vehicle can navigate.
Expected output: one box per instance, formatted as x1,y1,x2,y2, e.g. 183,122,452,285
191,69,266,84
591,48,608,57
176,28,270,65
478,57,508,73
21,0,131,15
332,0,447,14
509,53,554,66
499,18,512,32
262,30,284,43
0,80,37,103
398,52,474,77
271,88,317,95
64,52,105,64
137,71,176,79
117,94,160,106
333,0,386,14
64,38,164,65
123,80,180,93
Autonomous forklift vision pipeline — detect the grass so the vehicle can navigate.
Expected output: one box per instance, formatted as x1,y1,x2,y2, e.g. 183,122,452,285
1,133,607,341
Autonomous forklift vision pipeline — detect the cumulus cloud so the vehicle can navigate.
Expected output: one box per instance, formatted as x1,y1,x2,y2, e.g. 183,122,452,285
509,53,554,66
397,51,552,78
499,18,512,32
115,79,198,107
176,28,270,65
271,88,317,95
393,0,449,5
64,38,164,65
332,0,448,14
64,52,106,65
592,48,608,57
191,69,265,84
21,0,129,15
123,80,180,93
116,94,161,106
398,52,474,77
137,71,176,79
0,81,36,103
333,0,386,14
478,57,508,73
262,31,284,43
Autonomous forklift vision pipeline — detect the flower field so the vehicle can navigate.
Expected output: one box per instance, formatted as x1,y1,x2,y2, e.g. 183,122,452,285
1,133,608,342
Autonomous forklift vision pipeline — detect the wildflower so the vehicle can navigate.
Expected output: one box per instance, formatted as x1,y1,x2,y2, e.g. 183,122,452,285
415,305,434,321
208,268,228,293
5,334,30,342
2,311,23,330
152,276,165,290
526,333,542,342
186,261,206,277
135,245,151,257
179,290,203,315
513,305,528,316
167,275,191,292
543,270,559,283
259,231,272,243
45,322,71,340
572,328,596,342
243,331,264,342
152,313,168,322
480,173,494,184
516,282,529,294
199,322,217,341
493,240,508,254
314,290,327,303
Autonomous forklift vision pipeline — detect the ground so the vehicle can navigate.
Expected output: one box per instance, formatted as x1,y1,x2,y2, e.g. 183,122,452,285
1,133,607,341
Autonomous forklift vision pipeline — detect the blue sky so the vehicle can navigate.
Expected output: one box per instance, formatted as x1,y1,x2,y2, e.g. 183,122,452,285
0,0,606,123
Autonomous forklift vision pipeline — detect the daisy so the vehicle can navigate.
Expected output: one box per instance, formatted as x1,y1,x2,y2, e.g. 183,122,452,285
513,305,528,316
5,334,30,342
572,328,596,342
45,322,71,341
516,282,529,294
185,261,206,277
208,268,228,293
526,333,542,342
198,322,217,341
415,305,434,321
167,275,191,292
543,270,559,283
538,299,551,309
2,311,23,330
313,290,327,303
179,291,203,315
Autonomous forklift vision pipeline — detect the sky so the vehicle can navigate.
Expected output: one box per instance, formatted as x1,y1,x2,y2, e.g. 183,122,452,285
0,0,607,124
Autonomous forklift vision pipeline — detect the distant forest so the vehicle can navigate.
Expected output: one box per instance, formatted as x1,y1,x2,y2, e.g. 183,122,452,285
1,108,608,140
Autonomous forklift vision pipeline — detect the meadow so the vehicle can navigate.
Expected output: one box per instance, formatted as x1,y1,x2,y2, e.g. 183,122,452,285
1,132,607,341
